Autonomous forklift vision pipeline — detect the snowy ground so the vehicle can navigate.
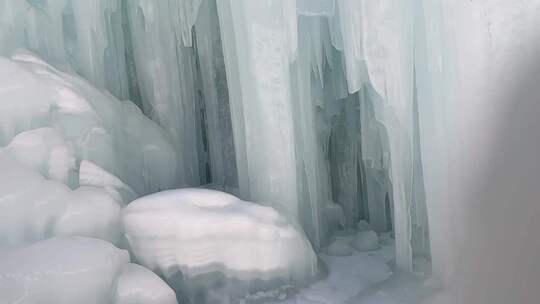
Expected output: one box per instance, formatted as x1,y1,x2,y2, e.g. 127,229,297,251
263,232,431,304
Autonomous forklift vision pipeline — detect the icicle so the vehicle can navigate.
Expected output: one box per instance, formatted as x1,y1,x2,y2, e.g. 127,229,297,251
168,0,203,47
125,0,201,187
0,0,129,100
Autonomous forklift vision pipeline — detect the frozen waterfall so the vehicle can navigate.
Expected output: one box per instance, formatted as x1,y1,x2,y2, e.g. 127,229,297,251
1,0,540,303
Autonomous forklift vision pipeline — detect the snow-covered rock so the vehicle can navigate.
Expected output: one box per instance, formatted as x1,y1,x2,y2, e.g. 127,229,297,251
351,231,380,252
123,188,318,302
0,237,176,304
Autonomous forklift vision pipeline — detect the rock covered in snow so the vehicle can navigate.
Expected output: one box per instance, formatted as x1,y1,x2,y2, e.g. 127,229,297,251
0,237,176,304
351,231,380,252
123,188,318,301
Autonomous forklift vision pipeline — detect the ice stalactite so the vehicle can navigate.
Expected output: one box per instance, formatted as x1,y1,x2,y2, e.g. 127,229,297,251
0,0,129,99
124,0,203,187
320,0,425,272
215,0,304,240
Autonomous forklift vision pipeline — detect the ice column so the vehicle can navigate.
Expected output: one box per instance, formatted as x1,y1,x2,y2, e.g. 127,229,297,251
216,0,300,219
125,0,203,187
336,0,420,271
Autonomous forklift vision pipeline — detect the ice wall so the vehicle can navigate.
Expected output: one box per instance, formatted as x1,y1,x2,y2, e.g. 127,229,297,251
0,0,129,99
124,0,202,186
0,0,431,273
216,0,299,221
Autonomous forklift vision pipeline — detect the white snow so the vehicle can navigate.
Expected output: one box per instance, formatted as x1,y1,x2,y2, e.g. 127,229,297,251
265,232,432,304
268,233,395,304
123,188,318,301
0,237,176,304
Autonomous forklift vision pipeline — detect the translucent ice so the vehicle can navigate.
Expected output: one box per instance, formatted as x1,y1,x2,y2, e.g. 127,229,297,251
0,51,177,196
123,188,317,302
0,52,179,246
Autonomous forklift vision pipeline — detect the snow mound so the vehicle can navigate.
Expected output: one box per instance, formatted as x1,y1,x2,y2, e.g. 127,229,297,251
123,188,318,302
351,231,380,252
0,237,176,304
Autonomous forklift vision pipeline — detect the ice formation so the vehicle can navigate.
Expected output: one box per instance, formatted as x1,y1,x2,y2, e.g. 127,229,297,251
0,153,122,246
1,0,539,303
0,52,178,248
123,188,317,302
0,0,418,263
0,51,177,196
0,237,176,304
